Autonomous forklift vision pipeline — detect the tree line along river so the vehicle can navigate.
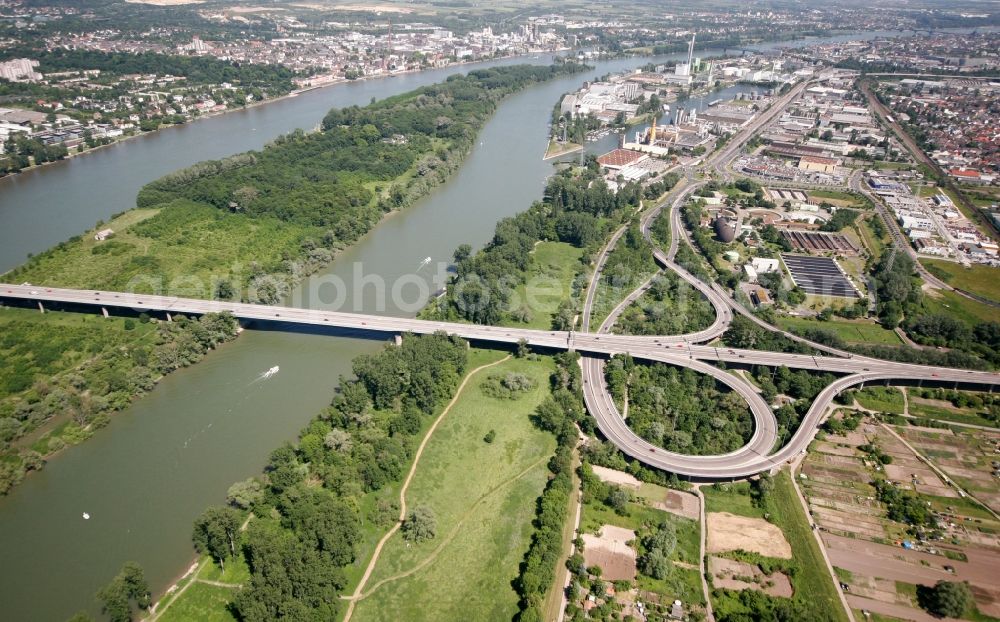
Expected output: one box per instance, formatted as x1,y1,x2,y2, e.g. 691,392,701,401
0,30,952,620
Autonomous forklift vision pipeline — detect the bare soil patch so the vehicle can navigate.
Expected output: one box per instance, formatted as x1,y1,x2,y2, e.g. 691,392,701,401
591,465,641,489
652,489,700,520
582,525,637,582
812,441,859,457
708,556,793,598
706,512,792,559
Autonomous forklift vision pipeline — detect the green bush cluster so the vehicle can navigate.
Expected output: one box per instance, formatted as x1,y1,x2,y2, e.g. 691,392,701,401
194,332,468,620
605,355,753,455
0,312,238,495
513,352,586,621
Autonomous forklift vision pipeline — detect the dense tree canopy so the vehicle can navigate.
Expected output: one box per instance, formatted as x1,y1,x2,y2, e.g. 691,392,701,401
201,333,468,618
606,355,753,455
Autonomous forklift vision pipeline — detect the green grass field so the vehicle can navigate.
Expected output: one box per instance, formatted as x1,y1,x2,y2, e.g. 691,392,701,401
702,481,764,518
920,259,1000,304
808,189,865,208
155,555,250,622
921,288,999,324
777,316,902,345
349,355,557,622
504,241,583,330
766,470,848,622
6,200,316,296
544,140,583,160
855,217,888,257
338,349,507,594
157,582,238,622
907,396,997,429
854,386,905,414
869,161,916,171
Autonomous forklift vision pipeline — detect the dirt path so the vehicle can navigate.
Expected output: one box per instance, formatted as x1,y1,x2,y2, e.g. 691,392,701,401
349,453,549,602
790,459,856,622
340,355,511,622
693,485,715,622
879,422,1000,521
196,579,241,588
145,560,207,622
555,443,584,622
845,594,956,622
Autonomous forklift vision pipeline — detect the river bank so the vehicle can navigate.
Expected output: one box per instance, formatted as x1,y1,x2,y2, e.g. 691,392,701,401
0,64,588,501
0,49,574,187
0,59,613,620
1,28,990,620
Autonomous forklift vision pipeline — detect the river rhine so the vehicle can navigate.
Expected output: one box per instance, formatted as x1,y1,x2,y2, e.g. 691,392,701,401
0,30,956,620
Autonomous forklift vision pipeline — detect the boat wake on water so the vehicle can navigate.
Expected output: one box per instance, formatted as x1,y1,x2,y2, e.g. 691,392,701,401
180,367,281,449
251,365,280,384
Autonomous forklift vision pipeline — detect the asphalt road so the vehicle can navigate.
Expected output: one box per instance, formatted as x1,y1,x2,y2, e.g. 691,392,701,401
571,72,998,478
3,73,998,480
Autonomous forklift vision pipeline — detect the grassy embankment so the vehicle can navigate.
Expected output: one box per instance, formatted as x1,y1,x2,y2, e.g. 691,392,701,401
854,214,889,257
853,386,905,414
921,288,999,325
155,557,250,622
347,354,557,622
702,473,849,622
921,259,1000,305
544,139,583,160
777,316,902,346
807,189,867,209
587,231,658,331
907,391,998,428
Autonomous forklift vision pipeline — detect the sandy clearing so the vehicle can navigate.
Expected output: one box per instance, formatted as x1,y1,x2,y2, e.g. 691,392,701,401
706,512,792,559
582,525,637,581
591,465,642,489
652,489,700,521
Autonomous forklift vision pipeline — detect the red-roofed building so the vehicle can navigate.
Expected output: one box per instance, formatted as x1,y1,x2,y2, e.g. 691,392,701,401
949,168,987,184
597,148,648,170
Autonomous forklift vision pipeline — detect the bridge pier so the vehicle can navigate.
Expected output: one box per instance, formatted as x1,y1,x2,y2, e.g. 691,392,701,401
102,307,109,318
394,334,402,347
166,312,172,323
37,300,44,314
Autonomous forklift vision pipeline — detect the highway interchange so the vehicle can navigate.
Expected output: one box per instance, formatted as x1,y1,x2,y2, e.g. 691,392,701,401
3,73,999,480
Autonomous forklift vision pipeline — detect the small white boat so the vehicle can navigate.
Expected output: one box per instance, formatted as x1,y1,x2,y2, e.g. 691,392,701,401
261,366,280,380
82,512,90,520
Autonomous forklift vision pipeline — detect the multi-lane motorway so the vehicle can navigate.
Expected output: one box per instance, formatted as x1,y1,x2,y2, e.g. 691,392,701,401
2,73,998,480
2,280,997,479
573,73,998,478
